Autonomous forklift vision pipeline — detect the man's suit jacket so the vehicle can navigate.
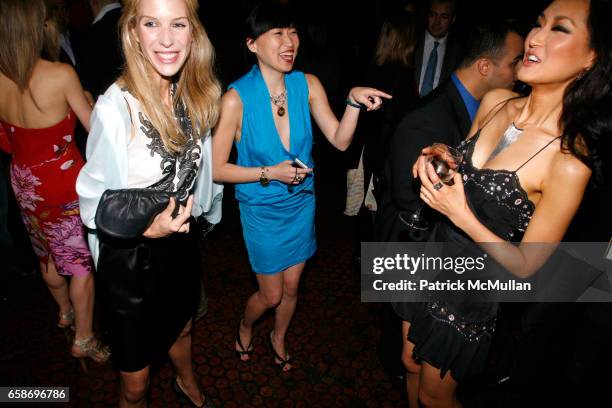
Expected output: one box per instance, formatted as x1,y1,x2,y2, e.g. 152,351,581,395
74,8,123,98
413,31,462,95
373,79,472,242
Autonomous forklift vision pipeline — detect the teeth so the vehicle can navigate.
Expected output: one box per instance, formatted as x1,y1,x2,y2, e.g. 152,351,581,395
528,55,540,62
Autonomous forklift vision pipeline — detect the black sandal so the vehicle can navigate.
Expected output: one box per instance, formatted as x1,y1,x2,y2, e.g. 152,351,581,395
268,331,292,372
171,376,215,408
235,319,253,361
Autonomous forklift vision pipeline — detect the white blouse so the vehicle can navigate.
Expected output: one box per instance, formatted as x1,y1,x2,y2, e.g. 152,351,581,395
76,83,223,265
122,89,203,192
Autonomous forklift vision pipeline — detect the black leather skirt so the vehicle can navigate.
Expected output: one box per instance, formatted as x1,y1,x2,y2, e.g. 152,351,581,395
96,230,201,372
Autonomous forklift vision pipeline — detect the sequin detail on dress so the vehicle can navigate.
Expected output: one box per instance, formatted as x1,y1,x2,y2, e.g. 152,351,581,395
428,302,497,342
457,130,535,240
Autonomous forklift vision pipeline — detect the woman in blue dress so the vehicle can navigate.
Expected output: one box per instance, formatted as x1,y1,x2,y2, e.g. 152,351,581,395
212,2,390,371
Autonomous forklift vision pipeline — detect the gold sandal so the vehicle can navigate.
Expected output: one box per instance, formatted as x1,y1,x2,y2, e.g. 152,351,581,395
72,336,111,372
57,309,75,330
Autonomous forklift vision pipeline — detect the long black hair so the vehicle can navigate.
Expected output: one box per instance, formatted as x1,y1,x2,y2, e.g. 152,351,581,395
560,0,612,186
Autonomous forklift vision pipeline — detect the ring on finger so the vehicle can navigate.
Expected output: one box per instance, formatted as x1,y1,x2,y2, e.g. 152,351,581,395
433,181,444,191
296,176,304,182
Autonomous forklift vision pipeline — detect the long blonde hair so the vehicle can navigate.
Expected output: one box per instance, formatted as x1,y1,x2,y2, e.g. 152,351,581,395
374,12,417,67
0,0,46,90
119,0,221,154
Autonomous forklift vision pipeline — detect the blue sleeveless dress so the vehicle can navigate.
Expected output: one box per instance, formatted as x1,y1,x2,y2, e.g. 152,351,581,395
229,65,316,274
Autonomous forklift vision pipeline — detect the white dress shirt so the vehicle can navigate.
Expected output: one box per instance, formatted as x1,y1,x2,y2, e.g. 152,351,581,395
59,33,76,66
419,30,448,94
92,2,121,24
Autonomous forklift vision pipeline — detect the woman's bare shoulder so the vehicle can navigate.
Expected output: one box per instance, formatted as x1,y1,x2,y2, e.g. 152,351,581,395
32,60,80,92
533,135,591,194
220,88,243,116
481,89,522,111
550,145,591,178
36,60,74,77
473,89,524,129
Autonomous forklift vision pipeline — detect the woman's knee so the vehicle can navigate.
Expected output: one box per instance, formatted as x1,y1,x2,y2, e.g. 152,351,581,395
122,380,148,403
417,374,457,408
282,283,299,299
70,273,94,293
418,387,450,408
259,290,283,308
401,348,421,375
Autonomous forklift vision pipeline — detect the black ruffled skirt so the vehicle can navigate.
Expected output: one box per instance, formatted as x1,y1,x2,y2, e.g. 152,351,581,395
393,301,496,381
97,230,201,372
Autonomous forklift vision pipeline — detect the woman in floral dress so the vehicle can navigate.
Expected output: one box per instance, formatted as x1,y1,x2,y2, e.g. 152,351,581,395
0,0,108,366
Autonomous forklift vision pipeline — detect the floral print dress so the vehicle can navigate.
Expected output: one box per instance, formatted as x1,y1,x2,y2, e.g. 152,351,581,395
2,111,92,276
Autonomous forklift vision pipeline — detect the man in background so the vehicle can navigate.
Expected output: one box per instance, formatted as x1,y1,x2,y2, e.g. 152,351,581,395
414,0,462,97
74,0,123,99
375,21,523,243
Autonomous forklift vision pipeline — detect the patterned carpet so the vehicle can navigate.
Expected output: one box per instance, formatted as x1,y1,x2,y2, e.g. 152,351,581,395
0,197,405,407
0,190,599,407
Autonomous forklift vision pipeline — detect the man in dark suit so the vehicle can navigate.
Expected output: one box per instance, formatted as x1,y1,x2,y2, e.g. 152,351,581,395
374,21,523,243
414,0,462,97
372,21,523,379
74,0,123,99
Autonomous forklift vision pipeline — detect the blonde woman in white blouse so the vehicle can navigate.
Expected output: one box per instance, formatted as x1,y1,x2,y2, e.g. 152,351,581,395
76,0,221,406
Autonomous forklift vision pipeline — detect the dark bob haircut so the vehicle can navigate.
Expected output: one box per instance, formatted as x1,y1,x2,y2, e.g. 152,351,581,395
245,1,298,40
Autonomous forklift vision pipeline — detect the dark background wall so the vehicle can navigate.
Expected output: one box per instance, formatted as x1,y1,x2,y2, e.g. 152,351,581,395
199,0,552,89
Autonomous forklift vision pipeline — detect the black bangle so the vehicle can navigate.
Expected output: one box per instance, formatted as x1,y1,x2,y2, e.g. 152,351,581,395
346,97,364,110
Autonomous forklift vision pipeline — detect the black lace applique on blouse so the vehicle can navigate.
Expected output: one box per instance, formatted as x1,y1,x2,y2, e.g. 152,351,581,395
138,84,201,202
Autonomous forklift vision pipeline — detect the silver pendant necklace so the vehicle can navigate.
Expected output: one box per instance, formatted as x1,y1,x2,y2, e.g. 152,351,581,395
488,122,523,162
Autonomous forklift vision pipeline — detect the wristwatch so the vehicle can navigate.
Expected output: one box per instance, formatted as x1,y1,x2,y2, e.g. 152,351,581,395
259,166,270,187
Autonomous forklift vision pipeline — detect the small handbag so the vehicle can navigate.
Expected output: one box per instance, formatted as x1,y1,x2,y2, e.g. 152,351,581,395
343,147,365,216
94,188,176,240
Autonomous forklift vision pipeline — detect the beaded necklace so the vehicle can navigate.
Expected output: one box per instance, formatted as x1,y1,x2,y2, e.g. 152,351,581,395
270,90,287,116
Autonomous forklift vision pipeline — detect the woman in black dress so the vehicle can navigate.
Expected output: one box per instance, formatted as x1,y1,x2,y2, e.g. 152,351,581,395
397,0,611,406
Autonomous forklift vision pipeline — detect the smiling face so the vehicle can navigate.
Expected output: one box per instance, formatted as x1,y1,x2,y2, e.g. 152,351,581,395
427,1,455,39
518,0,595,86
133,0,192,79
247,27,299,73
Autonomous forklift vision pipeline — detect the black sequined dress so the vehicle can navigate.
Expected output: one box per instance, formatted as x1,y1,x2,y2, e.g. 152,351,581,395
393,125,552,381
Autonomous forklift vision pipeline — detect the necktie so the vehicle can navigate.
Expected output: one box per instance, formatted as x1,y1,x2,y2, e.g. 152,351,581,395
421,41,439,96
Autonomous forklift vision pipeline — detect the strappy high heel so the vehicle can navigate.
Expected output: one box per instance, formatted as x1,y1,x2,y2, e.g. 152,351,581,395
235,319,254,361
71,336,111,372
57,309,75,330
171,376,216,408
268,331,292,372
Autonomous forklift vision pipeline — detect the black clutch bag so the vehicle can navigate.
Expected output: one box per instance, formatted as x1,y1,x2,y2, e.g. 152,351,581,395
95,188,176,240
